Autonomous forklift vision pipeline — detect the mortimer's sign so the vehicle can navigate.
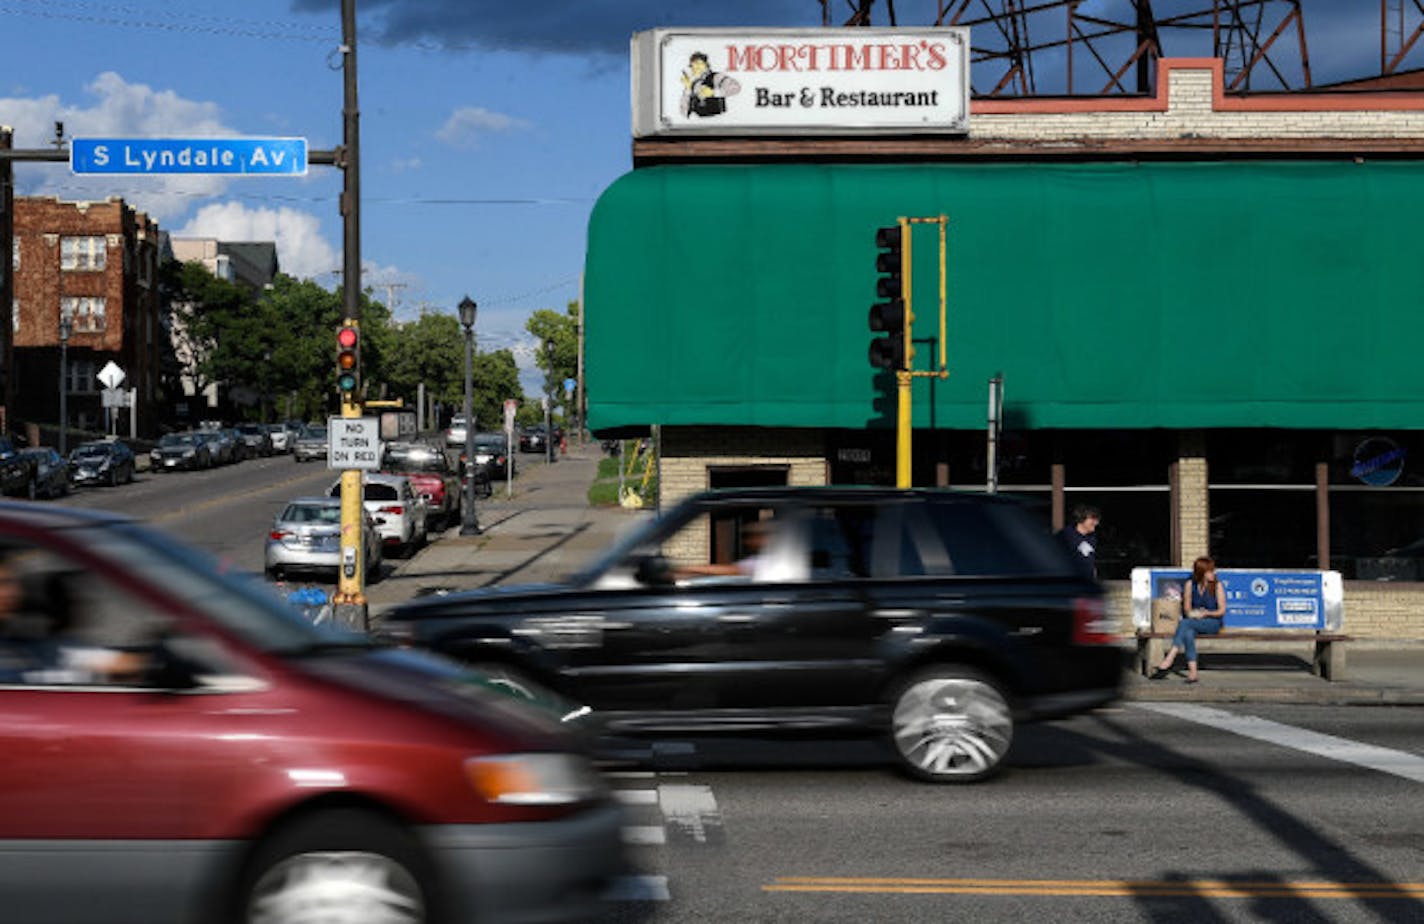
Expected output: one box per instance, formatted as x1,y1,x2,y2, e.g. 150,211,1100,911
71,137,308,176
632,28,969,137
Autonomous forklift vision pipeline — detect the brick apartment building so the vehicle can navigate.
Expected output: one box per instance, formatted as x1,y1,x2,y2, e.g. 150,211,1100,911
11,196,163,440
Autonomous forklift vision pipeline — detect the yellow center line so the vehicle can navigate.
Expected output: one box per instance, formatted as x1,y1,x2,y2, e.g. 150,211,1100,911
763,877,1424,900
150,467,327,524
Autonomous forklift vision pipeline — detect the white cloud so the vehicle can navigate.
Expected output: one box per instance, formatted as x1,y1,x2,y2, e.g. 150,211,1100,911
176,201,338,281
0,72,235,221
435,106,530,148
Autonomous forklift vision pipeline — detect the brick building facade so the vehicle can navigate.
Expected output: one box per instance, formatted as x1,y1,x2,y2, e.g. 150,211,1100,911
12,197,163,439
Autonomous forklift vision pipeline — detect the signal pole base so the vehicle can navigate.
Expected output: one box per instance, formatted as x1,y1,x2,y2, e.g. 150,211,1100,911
330,600,369,633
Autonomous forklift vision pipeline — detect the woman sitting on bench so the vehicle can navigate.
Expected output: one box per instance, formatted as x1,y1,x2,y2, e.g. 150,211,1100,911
1152,556,1226,684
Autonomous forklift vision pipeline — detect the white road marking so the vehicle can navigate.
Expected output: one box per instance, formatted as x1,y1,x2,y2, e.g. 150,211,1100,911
616,789,659,805
603,875,671,902
659,783,724,844
1135,702,1424,784
622,825,668,845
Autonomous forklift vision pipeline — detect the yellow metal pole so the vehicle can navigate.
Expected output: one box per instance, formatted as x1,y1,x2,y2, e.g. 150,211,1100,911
898,216,914,488
334,323,365,610
938,215,948,372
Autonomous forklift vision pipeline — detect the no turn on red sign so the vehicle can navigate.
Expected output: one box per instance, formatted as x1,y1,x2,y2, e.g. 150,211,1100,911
327,417,381,470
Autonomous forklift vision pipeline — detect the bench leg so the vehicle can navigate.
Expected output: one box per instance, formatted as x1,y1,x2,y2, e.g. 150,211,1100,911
1137,637,1167,677
1313,640,1347,681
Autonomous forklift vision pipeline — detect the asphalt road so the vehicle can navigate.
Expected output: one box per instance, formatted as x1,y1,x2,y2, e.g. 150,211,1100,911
601,703,1424,922
46,455,1424,923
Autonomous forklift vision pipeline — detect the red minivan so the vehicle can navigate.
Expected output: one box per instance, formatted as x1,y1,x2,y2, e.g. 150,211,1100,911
0,502,625,924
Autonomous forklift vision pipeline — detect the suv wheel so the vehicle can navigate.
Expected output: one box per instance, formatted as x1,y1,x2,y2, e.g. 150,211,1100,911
240,809,433,924
888,667,1013,784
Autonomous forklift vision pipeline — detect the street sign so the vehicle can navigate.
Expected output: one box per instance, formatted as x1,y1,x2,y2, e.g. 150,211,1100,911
503,399,517,433
100,387,130,408
327,417,381,470
71,137,309,176
564,377,577,395
96,361,126,390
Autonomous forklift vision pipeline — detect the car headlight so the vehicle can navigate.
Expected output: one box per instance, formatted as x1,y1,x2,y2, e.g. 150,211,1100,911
182,449,195,457
464,753,604,805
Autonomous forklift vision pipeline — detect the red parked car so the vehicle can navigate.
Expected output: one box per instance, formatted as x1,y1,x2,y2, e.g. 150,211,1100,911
382,440,462,531
0,502,624,924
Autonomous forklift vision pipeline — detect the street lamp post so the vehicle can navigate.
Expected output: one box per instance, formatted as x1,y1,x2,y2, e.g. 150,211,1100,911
544,339,555,466
58,314,72,455
458,296,482,536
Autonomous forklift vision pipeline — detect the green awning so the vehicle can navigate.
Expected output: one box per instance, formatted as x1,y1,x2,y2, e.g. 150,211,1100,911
584,161,1424,432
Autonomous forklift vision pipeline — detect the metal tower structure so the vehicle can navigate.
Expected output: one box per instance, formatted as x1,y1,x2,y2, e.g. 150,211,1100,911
1382,0,1424,76
817,1,1316,95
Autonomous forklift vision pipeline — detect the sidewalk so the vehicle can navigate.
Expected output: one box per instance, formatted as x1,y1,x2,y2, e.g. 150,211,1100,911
367,449,1424,707
365,443,651,616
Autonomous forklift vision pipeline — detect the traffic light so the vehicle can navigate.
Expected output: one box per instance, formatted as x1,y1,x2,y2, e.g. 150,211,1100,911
336,322,360,396
869,224,911,370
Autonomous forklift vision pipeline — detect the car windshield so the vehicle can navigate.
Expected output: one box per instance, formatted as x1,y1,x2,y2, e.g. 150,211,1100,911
387,447,446,472
280,503,342,525
237,424,263,435
300,427,328,440
474,435,506,452
159,434,197,447
72,444,111,458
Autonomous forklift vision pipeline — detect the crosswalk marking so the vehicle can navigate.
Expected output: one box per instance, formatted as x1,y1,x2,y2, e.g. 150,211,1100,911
1134,702,1424,784
622,825,668,845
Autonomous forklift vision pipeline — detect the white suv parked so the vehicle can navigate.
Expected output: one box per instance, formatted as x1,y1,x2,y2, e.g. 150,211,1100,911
328,472,429,557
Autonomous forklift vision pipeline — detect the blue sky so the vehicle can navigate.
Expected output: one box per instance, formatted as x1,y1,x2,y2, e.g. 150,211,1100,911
0,1,1402,392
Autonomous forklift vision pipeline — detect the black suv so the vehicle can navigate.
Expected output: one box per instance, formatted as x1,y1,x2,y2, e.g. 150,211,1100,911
0,437,39,499
380,487,1123,783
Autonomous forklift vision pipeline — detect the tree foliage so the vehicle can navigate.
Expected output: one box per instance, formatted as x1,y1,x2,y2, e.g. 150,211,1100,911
525,300,580,425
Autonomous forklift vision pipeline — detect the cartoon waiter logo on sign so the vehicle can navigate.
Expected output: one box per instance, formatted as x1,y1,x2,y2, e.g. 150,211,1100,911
681,51,741,118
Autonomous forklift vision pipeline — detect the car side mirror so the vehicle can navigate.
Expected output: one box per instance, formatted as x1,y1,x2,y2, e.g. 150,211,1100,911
634,554,674,587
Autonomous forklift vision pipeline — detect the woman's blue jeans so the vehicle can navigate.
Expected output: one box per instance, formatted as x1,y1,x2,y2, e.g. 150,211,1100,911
1171,617,1223,662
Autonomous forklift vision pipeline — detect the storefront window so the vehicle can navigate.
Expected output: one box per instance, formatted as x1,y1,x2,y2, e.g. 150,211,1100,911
1208,487,1317,570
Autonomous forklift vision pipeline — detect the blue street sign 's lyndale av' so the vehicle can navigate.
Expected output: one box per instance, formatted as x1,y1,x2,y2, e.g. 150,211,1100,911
70,137,308,176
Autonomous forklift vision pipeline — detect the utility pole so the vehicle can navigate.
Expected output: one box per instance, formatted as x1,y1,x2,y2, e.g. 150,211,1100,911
331,0,367,630
576,275,585,445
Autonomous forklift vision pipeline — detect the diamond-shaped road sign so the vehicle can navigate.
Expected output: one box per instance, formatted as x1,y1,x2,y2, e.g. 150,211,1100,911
97,361,126,390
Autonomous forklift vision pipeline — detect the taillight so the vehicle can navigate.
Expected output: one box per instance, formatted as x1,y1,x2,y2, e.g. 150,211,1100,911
1072,597,1118,645
269,530,289,541
380,505,405,515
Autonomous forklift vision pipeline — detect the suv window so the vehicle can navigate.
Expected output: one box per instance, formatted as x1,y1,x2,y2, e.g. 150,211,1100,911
364,484,400,502
924,498,1075,577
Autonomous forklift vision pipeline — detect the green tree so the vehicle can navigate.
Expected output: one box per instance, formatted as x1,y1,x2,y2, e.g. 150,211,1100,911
525,301,579,425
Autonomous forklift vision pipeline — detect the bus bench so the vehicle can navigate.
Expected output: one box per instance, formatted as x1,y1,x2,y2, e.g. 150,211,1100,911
1134,629,1351,681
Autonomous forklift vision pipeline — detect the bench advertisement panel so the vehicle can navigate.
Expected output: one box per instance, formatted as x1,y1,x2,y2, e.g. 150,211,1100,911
1131,568,1343,631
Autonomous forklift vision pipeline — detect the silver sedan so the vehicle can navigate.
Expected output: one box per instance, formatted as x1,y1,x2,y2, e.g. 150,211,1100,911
264,496,382,582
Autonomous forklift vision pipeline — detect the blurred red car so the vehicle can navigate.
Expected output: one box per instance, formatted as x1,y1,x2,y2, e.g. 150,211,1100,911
0,502,624,924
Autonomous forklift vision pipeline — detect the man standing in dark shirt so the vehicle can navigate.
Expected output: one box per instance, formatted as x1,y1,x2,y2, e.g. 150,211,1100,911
1058,505,1101,578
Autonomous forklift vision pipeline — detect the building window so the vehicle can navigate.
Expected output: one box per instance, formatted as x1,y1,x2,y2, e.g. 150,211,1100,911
60,236,107,271
62,296,106,333
11,238,17,270
66,360,98,395
10,298,17,334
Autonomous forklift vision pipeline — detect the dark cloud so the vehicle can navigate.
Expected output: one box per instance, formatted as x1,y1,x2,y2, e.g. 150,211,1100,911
290,0,821,56
289,0,1406,84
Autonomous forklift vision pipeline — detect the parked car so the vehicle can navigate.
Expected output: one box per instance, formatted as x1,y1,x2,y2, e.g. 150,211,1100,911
19,447,72,498
444,414,471,449
0,436,38,499
328,472,429,557
223,427,250,462
264,423,291,453
197,428,235,465
235,423,274,457
519,426,548,454
0,501,625,924
149,432,212,471
382,440,463,530
68,439,137,488
465,432,516,481
380,486,1124,783
265,496,382,581
293,424,328,463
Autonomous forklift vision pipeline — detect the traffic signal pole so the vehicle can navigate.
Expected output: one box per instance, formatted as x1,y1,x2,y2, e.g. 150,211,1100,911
332,0,366,629
870,215,950,489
